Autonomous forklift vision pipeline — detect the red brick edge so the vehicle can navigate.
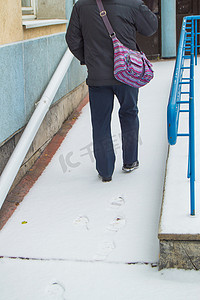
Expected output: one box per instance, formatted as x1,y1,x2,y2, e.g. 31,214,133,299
0,94,89,230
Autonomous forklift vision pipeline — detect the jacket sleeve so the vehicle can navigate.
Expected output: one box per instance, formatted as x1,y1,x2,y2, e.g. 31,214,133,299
134,2,158,37
66,5,85,64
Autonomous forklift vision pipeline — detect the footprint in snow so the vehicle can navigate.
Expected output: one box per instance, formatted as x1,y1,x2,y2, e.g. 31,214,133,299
73,216,89,230
46,282,66,299
109,196,125,209
94,240,116,261
106,216,126,232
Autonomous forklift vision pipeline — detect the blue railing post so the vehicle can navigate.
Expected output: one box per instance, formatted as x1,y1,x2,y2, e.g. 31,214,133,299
195,18,198,65
189,18,195,215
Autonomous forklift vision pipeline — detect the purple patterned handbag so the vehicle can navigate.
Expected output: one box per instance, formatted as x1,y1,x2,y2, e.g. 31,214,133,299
96,0,154,88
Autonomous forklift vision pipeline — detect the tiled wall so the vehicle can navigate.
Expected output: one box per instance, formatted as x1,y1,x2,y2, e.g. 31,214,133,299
0,32,87,145
0,42,25,144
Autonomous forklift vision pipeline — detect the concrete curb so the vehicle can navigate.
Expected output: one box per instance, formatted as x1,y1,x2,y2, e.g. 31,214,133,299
158,144,200,270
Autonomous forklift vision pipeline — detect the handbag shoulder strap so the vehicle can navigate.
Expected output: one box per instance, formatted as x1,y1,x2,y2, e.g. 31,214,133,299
96,0,115,37
96,0,141,51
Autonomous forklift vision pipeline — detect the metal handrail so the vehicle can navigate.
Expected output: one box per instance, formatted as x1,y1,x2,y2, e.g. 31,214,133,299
167,16,200,216
167,18,188,145
0,49,74,209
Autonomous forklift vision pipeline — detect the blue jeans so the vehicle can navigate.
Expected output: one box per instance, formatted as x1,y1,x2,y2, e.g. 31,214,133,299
89,84,139,178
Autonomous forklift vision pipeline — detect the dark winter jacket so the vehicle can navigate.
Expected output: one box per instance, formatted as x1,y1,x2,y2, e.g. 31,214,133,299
66,0,158,86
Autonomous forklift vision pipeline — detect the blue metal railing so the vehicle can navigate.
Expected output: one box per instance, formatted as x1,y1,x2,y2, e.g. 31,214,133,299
167,16,200,216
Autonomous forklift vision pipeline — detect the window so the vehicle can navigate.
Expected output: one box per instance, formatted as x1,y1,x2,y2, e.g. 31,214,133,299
22,0,36,20
22,0,66,21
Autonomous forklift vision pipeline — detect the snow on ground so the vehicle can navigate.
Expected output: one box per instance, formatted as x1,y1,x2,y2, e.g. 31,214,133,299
0,59,200,299
1,258,200,300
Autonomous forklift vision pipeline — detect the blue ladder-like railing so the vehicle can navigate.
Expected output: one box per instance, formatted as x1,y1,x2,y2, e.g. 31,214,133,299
167,16,200,216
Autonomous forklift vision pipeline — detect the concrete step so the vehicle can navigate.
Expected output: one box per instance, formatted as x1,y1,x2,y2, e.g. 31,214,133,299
158,139,200,270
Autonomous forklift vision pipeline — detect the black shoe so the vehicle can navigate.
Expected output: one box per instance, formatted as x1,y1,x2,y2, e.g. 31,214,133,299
122,161,139,173
98,174,112,182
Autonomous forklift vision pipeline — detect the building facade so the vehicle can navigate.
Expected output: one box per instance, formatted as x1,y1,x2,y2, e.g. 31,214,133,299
0,0,87,185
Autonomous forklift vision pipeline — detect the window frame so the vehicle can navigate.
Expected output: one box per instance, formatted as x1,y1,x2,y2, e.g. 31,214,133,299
22,0,36,20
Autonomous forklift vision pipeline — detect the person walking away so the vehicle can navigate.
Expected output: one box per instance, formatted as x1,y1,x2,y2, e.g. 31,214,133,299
66,0,158,182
